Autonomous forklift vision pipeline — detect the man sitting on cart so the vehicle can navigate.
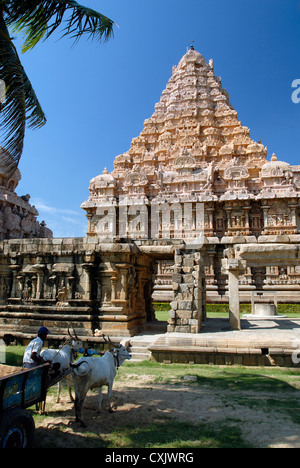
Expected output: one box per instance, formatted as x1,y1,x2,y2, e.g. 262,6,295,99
23,327,51,369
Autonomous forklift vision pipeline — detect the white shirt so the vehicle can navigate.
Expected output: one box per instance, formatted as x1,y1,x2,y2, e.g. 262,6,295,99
23,337,43,364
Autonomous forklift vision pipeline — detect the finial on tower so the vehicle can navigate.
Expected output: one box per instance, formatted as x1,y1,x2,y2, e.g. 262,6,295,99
187,41,194,52
271,153,278,162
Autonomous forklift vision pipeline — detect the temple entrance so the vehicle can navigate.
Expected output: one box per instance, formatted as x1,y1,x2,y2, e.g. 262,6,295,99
139,245,175,333
137,240,206,334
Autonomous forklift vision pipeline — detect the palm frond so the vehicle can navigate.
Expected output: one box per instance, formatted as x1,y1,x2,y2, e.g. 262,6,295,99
22,67,47,129
0,9,46,176
5,0,115,52
0,0,114,174
0,13,26,175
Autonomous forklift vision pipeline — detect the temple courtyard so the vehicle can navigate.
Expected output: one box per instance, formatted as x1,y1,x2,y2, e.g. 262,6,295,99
0,47,300,367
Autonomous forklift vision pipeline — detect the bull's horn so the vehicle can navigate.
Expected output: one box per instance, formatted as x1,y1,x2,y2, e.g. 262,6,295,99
102,334,118,347
107,336,118,348
102,334,109,343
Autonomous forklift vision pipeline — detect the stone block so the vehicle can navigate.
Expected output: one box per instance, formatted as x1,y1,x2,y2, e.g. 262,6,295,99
176,310,191,320
183,274,193,284
178,300,193,310
183,257,194,268
182,266,193,273
173,273,182,284
174,325,191,333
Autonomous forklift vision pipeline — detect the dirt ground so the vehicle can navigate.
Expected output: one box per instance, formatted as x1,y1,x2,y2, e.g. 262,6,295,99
34,372,300,449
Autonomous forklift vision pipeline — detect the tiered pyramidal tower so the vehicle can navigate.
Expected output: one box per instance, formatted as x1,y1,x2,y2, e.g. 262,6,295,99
112,46,267,183
82,46,299,241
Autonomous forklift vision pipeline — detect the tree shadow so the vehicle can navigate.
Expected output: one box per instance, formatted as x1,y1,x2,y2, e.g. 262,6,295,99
32,371,300,448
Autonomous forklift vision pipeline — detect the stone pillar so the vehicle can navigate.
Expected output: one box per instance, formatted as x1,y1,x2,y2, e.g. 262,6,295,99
35,271,43,299
81,251,95,300
33,263,45,300
168,248,204,333
222,250,246,330
81,263,93,300
227,260,241,330
0,265,9,304
9,265,20,298
261,204,270,234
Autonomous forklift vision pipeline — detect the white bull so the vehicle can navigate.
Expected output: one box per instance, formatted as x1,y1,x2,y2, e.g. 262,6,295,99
40,330,82,408
72,336,131,426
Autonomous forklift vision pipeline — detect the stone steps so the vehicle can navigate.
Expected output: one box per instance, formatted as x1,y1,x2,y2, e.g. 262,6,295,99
128,333,165,362
129,344,152,362
129,340,152,362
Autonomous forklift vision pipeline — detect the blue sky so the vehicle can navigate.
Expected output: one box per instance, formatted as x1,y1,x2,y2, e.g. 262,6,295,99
13,0,300,237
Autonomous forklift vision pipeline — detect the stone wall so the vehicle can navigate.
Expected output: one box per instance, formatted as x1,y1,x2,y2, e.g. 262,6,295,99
0,237,154,338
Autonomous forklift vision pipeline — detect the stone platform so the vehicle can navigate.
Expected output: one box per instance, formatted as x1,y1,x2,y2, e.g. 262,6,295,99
146,317,300,367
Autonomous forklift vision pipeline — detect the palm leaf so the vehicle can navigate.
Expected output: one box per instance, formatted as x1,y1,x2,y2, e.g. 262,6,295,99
22,67,47,130
0,0,114,174
0,13,26,175
6,0,115,52
0,9,46,176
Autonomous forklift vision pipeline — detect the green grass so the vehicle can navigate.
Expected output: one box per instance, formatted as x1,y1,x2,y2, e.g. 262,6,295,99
4,337,300,448
2,345,25,366
31,360,300,448
153,302,300,320
105,421,253,449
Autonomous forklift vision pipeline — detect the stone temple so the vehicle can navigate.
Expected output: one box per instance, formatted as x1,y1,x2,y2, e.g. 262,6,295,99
81,46,300,305
0,47,299,343
0,147,52,240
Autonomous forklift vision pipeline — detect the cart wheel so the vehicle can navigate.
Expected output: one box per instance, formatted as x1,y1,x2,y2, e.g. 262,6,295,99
0,408,35,448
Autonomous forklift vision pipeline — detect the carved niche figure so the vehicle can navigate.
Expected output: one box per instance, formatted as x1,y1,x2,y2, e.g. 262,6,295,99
203,161,215,189
22,279,33,302
56,286,69,307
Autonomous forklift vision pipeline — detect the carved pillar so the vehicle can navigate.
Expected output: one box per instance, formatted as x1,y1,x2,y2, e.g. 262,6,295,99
33,264,45,300
35,272,43,299
243,204,251,235
0,265,10,304
205,247,217,292
81,263,93,300
49,275,57,300
119,267,128,301
9,265,20,298
261,204,270,234
224,204,233,235
288,201,298,234
205,204,215,237
86,213,94,236
110,272,118,302
81,251,95,300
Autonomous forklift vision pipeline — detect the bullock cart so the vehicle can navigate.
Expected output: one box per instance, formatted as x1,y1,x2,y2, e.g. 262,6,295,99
0,363,70,448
